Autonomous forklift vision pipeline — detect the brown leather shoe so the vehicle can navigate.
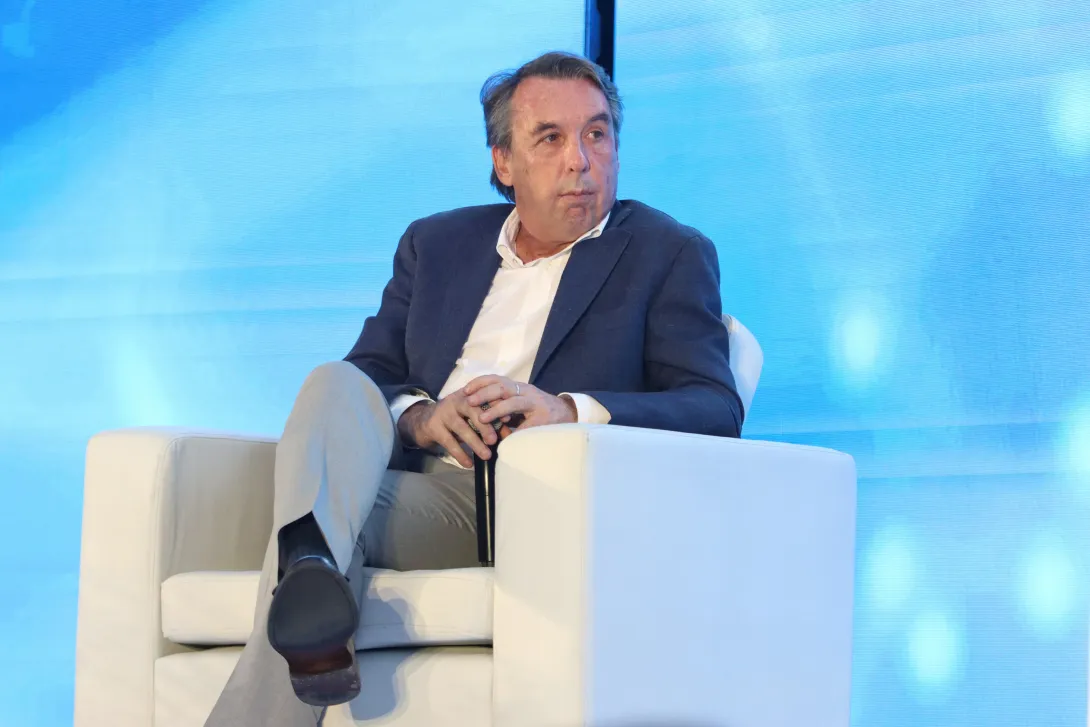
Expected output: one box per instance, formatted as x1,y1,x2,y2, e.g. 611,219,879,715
267,555,361,706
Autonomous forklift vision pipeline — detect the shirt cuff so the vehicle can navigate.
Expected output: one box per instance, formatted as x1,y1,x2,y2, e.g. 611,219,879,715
559,393,612,425
390,392,433,431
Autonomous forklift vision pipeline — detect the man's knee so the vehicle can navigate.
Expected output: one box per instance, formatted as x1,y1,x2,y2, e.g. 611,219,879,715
300,360,378,400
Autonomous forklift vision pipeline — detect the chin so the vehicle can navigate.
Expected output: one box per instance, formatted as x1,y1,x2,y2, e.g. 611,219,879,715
560,208,594,230
560,197,597,215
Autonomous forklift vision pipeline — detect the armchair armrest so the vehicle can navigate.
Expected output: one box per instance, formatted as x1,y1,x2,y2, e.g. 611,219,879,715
491,424,856,727
75,427,277,727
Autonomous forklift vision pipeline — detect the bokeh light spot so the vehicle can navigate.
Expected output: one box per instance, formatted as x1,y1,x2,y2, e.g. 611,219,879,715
1018,536,1076,639
1062,398,1090,478
862,529,914,612
1050,71,1090,159
906,612,963,693
833,301,883,383
112,338,174,427
734,15,775,53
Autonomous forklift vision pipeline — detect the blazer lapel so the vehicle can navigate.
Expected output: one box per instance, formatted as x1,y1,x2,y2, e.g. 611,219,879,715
529,226,632,383
427,219,504,391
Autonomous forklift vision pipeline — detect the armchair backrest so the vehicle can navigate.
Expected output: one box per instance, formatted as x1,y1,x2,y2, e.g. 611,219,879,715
723,314,763,417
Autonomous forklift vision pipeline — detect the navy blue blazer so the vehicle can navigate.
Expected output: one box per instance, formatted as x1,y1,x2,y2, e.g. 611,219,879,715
344,199,743,438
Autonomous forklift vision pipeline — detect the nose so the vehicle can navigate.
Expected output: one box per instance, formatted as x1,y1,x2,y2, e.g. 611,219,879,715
565,138,590,173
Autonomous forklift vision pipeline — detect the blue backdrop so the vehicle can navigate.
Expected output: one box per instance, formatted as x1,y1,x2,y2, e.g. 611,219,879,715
2,0,1089,725
617,0,1090,725
0,0,584,723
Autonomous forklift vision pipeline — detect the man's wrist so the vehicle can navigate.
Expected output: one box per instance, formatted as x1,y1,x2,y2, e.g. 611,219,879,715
398,400,432,446
559,392,612,425
558,393,579,423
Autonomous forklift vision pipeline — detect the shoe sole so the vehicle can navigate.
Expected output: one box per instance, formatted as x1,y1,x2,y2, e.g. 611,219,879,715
288,649,360,707
267,559,361,707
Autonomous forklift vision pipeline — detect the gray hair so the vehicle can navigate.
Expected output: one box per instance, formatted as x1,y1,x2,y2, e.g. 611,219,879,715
480,51,623,202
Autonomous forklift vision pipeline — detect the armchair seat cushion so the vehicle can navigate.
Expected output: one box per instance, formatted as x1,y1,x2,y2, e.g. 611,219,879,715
161,567,494,649
154,646,494,727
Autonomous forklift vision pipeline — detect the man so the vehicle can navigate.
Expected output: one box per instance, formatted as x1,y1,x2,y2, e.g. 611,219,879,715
206,51,742,727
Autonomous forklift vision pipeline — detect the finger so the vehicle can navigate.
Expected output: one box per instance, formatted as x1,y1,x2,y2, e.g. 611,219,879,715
465,382,511,407
477,418,499,446
479,396,530,423
433,428,474,468
454,401,498,445
449,413,491,458
475,416,500,445
463,375,504,396
446,412,493,461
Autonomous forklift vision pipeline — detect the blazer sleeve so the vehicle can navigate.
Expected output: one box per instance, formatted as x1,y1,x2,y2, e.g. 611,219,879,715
580,234,744,438
343,221,428,403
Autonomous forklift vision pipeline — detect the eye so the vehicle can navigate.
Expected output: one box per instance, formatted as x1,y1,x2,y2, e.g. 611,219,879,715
588,129,605,140
543,133,560,143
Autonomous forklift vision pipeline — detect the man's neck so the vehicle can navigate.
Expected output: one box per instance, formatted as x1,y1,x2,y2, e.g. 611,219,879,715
513,222,573,264
512,205,612,264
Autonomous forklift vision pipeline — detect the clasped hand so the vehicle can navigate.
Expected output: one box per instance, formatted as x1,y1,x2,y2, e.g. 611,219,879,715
398,375,577,467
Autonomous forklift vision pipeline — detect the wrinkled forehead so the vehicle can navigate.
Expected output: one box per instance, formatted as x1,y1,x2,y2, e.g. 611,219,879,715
510,77,611,133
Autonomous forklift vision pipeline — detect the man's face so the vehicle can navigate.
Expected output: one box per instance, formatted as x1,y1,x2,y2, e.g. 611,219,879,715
493,77,619,243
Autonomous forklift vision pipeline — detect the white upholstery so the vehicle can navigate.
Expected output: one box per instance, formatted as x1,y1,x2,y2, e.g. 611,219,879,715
154,647,493,727
155,648,244,727
75,428,276,727
76,316,856,727
161,572,260,646
492,426,856,727
322,648,493,727
351,568,493,649
161,567,494,648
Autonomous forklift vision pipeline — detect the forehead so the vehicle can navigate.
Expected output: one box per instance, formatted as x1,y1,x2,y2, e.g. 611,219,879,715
510,76,610,129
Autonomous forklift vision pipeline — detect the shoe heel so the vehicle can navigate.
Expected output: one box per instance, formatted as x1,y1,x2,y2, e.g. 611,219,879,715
287,640,361,707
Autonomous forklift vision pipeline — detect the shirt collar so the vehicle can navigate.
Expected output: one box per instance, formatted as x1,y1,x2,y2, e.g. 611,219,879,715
496,208,612,268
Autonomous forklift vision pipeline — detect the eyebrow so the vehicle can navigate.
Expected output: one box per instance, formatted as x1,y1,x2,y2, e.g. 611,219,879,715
531,121,561,136
530,113,611,137
584,112,611,128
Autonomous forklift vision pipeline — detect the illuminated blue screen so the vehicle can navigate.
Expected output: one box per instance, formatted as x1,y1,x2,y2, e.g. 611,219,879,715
0,1,584,723
3,0,1090,724
617,0,1090,725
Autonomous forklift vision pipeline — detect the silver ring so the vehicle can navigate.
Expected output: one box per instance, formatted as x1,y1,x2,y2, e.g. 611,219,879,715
515,383,521,396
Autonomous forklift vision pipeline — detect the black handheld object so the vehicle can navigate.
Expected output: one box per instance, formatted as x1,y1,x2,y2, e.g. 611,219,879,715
473,444,499,567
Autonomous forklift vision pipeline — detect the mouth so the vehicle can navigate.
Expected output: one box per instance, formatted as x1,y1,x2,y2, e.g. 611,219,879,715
560,190,595,198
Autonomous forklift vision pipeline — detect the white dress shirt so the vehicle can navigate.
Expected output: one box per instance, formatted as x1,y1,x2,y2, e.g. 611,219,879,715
390,208,613,463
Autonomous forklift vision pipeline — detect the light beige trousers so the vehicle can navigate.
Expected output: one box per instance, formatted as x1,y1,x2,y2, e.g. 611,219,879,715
205,361,478,727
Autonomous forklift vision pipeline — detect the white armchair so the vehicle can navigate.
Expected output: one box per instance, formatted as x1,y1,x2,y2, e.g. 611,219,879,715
74,317,857,727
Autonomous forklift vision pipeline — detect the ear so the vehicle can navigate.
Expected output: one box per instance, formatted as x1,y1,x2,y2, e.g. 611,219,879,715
492,146,514,187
